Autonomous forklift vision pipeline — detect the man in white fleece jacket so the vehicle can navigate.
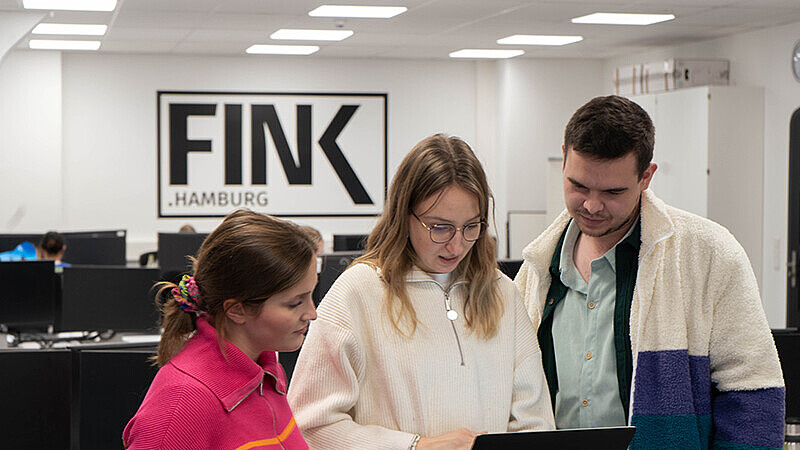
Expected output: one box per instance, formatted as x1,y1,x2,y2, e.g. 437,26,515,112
515,95,785,449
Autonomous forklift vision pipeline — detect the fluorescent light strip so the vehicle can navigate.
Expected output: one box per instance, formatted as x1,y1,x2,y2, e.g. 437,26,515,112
29,39,101,50
32,23,108,36
497,34,583,46
571,12,675,25
271,29,353,41
23,0,117,12
246,44,319,55
449,49,524,59
308,5,407,19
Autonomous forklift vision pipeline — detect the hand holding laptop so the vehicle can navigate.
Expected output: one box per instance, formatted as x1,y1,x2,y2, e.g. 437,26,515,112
417,428,484,450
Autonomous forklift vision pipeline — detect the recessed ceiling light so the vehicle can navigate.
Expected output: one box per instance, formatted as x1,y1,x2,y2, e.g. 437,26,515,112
32,23,108,35
23,0,117,12
29,39,101,50
571,12,675,25
497,35,583,46
449,49,524,59
246,44,320,55
308,5,407,19
270,29,353,41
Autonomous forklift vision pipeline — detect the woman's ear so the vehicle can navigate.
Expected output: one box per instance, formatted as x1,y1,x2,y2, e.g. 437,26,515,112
223,298,247,325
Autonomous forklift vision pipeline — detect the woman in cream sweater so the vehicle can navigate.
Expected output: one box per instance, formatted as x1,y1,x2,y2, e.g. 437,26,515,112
288,134,554,450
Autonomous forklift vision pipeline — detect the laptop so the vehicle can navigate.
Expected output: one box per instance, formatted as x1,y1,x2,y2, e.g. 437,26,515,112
471,426,635,449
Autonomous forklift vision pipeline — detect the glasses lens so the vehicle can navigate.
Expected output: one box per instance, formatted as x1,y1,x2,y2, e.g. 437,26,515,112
463,222,483,241
430,224,455,243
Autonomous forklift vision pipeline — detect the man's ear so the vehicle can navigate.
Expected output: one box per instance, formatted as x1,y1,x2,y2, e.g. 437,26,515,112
223,299,247,325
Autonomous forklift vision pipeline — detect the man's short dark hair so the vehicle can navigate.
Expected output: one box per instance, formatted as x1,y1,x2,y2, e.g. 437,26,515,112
563,95,655,178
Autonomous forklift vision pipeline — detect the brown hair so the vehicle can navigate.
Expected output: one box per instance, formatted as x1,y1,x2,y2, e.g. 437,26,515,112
355,134,502,339
155,209,316,366
564,95,655,178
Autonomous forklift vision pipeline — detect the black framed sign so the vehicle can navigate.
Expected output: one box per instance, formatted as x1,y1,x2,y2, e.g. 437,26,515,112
157,91,387,218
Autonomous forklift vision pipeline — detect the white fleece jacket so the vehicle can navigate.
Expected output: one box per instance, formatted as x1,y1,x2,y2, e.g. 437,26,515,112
288,263,555,450
514,189,784,449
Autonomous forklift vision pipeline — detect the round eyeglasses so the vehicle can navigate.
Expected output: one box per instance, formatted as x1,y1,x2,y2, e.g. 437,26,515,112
412,212,485,244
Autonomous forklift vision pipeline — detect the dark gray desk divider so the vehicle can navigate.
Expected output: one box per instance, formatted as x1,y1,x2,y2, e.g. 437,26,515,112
0,343,159,449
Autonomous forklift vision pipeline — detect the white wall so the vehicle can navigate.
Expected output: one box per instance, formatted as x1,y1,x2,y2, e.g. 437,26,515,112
0,51,62,233
56,53,479,251
496,58,605,256
604,19,800,327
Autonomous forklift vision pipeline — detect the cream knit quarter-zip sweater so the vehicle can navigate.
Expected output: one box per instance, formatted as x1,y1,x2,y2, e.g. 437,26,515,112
287,263,555,449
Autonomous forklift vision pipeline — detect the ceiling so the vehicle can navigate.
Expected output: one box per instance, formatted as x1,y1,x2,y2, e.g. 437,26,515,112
2,0,800,60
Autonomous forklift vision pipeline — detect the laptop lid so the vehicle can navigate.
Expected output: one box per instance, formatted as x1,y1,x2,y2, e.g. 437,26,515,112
471,426,635,450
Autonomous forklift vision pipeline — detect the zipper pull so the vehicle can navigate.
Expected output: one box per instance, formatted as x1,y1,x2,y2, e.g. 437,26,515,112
444,292,458,321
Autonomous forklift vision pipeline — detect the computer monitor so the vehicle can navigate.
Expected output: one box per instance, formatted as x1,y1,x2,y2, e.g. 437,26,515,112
772,328,800,419
62,230,127,265
313,252,362,306
497,259,523,279
332,234,368,252
0,260,56,333
59,266,161,332
157,232,208,273
0,233,42,253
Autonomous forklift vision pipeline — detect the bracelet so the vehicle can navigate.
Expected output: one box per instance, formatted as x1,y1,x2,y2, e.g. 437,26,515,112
409,434,421,450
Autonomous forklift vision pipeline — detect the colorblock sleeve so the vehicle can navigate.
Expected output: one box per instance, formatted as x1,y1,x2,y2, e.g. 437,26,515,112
507,289,556,432
707,239,785,449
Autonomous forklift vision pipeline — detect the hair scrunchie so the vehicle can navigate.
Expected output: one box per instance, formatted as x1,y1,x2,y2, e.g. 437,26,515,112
171,274,200,313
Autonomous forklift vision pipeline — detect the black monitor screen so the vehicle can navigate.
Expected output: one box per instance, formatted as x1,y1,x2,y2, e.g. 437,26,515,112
314,252,361,306
0,233,42,254
59,266,161,332
0,261,56,332
498,259,523,279
332,234,368,252
773,329,800,419
62,231,127,266
158,232,208,272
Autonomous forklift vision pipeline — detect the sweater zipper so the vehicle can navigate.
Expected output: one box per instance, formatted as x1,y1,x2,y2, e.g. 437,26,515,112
443,290,466,366
261,382,286,450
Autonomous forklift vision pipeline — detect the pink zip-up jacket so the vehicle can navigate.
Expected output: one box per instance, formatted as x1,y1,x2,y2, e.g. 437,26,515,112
123,317,308,449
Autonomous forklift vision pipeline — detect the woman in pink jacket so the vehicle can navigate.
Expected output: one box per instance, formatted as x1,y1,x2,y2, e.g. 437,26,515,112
124,210,317,449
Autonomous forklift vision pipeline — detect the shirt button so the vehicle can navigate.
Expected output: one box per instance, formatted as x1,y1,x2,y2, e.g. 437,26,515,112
588,301,596,309
581,399,589,407
585,352,592,360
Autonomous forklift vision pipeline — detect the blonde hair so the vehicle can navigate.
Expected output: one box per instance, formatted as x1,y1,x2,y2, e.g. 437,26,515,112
355,134,502,339
155,209,316,366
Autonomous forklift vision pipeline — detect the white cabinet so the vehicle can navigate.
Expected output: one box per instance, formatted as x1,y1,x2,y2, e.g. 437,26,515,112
631,86,764,286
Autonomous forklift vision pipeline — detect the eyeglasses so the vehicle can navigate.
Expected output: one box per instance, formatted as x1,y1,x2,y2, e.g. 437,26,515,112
412,212,485,244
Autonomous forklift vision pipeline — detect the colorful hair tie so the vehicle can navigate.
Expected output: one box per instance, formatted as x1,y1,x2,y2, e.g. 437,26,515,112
171,274,200,313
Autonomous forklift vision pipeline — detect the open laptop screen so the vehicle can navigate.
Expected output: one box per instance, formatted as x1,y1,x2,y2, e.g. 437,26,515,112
471,426,635,450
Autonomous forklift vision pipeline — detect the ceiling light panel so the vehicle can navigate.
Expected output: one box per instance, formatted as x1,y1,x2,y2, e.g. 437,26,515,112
497,35,583,46
23,0,117,12
32,23,108,35
29,39,101,50
571,13,675,25
245,44,320,55
449,49,524,59
270,29,353,41
308,5,407,19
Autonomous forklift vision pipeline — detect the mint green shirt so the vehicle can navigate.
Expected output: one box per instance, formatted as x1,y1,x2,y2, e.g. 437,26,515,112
551,220,635,429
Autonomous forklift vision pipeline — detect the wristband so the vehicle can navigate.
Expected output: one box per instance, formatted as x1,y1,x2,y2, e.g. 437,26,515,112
409,434,421,450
